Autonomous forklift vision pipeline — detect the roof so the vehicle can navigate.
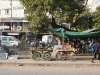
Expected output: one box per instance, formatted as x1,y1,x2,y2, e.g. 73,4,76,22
45,28,100,39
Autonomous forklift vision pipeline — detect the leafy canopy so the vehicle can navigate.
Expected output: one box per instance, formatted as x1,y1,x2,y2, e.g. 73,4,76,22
20,0,86,33
93,6,100,27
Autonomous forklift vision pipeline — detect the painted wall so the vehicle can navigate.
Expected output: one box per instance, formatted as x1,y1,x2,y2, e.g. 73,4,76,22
0,0,25,18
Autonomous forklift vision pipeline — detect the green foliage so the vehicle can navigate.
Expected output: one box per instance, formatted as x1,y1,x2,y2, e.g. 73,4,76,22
93,6,100,27
20,0,86,33
30,47,34,55
44,45,52,50
75,7,92,31
76,18,88,31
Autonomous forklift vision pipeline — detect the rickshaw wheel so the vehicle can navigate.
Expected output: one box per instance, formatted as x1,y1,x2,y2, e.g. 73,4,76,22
32,52,40,61
56,51,65,60
43,52,51,61
68,54,76,61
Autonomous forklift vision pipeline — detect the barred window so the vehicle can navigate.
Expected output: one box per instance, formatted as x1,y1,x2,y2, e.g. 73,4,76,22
5,9,9,15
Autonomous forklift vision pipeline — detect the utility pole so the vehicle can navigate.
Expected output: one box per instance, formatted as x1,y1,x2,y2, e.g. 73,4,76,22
10,0,12,31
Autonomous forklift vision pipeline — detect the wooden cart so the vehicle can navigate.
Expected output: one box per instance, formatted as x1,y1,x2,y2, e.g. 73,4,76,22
55,46,77,61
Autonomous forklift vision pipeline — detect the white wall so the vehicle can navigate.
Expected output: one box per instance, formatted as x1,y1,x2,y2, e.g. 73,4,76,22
0,0,25,18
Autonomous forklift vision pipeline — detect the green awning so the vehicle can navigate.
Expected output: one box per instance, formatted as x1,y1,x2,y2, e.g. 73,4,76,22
45,28,66,38
45,28,100,38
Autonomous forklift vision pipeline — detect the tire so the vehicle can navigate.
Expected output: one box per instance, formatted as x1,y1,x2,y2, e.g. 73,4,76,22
13,45,17,48
32,52,40,61
56,51,65,60
43,52,51,61
69,54,76,61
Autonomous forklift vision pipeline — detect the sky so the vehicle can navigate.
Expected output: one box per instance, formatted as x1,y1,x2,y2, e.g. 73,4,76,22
87,0,100,12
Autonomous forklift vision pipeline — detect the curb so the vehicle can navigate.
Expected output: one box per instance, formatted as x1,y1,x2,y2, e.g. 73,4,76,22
0,63,100,68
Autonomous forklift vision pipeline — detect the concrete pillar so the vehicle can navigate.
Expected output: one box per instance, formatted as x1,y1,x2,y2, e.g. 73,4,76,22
12,23,16,31
2,23,4,30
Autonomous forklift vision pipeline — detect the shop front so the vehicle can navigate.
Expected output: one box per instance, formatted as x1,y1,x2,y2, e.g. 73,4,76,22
0,19,29,39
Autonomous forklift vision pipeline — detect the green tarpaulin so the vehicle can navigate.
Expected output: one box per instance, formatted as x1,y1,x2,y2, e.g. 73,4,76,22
45,28,100,38
45,28,65,38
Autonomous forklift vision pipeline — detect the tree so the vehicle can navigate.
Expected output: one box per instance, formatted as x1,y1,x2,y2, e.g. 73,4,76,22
74,7,92,31
20,0,87,33
93,6,100,28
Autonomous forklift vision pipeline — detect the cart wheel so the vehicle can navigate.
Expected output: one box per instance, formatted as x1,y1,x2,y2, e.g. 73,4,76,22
69,54,76,61
56,52,65,60
32,52,40,61
43,52,51,60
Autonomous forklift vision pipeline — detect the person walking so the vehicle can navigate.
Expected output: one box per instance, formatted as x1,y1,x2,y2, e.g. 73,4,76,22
91,40,99,63
98,42,100,62
98,48,100,62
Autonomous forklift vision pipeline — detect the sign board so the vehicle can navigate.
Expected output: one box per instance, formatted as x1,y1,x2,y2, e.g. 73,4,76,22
0,26,9,29
23,20,28,22
13,6,24,10
8,33,19,35
1,20,11,22
12,20,23,22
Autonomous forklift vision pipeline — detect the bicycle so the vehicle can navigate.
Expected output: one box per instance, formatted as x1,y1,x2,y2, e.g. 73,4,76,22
32,49,52,61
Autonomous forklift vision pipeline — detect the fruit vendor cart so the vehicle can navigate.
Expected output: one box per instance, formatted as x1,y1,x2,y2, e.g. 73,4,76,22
31,44,77,61
55,45,77,61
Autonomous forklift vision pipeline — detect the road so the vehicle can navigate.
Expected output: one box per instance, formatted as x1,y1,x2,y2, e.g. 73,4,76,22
0,66,100,75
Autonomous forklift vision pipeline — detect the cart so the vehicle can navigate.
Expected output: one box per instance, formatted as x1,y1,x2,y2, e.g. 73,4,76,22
55,48,77,61
32,45,77,61
32,49,52,61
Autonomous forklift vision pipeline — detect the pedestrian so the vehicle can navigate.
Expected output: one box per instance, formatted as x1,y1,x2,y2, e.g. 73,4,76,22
91,40,99,63
98,49,100,62
98,42,100,62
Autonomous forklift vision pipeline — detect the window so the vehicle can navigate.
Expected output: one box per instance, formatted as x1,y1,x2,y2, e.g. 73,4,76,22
2,37,7,41
24,9,27,14
48,36,52,39
5,9,9,15
9,37,14,41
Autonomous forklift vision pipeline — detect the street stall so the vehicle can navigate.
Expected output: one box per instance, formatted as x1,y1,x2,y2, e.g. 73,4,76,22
31,28,100,61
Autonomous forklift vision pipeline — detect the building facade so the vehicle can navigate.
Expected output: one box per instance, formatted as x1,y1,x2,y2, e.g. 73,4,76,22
0,0,28,37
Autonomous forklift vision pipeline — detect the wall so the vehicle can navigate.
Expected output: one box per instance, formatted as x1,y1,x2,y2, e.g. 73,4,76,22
0,0,25,18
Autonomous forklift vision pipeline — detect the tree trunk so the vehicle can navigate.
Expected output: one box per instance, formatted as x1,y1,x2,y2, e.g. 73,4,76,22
58,37,62,45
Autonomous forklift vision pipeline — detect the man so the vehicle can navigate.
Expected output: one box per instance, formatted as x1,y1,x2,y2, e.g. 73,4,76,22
98,42,100,62
91,40,99,63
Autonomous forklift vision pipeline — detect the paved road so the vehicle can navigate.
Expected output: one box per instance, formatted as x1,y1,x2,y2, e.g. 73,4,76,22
0,66,100,75
0,58,100,67
0,55,100,67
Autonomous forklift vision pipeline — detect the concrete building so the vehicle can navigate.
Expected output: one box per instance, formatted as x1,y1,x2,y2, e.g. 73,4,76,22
0,0,28,37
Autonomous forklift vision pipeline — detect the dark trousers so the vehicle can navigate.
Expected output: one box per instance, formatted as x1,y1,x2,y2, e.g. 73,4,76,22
98,52,100,60
92,52,98,60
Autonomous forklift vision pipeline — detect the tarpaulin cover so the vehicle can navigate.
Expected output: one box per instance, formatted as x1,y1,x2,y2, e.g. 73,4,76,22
45,28,100,38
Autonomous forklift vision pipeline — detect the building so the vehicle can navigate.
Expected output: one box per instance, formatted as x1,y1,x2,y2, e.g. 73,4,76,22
0,0,28,38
